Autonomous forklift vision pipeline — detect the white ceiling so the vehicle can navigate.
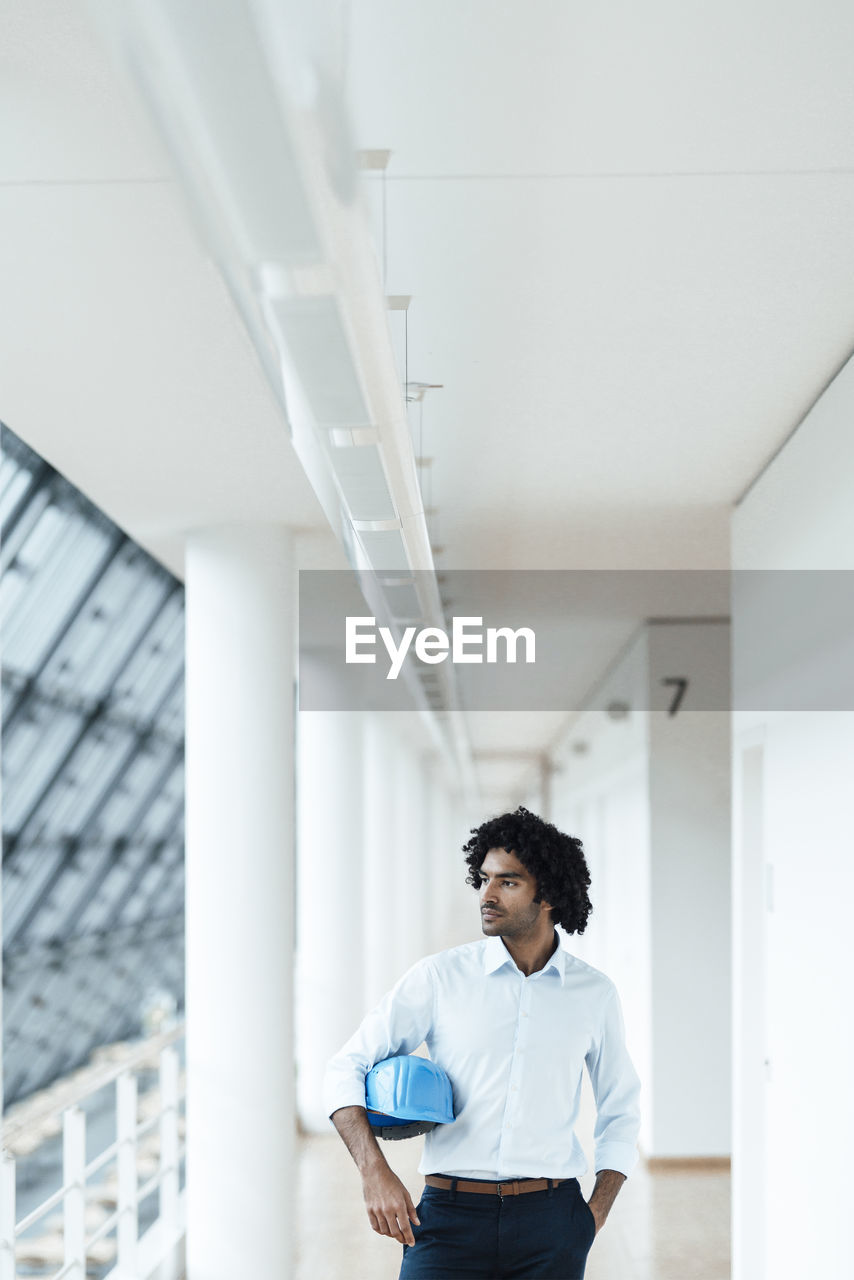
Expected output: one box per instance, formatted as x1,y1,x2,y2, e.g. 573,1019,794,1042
343,0,854,796
0,0,343,578
346,1,854,177
3,0,853,803
346,0,854,572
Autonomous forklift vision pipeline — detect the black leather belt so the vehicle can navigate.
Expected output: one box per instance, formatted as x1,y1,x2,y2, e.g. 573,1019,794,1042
425,1175,567,1197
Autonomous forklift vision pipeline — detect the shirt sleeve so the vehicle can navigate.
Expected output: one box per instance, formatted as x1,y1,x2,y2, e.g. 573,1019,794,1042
585,984,641,1177
323,958,436,1120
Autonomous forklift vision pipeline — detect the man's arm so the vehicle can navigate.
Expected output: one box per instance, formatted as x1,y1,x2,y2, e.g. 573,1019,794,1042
330,1106,419,1246
324,960,434,1243
586,1168,626,1235
584,983,641,1234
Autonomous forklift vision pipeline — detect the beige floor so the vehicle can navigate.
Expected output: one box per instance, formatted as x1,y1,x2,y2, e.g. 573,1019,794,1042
295,1134,730,1280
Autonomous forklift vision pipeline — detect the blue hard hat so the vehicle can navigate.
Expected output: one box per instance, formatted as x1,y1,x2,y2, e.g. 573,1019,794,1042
365,1054,455,1141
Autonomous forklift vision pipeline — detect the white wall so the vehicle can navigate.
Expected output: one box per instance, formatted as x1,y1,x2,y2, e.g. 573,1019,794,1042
732,354,854,1280
553,717,653,1148
552,629,654,1145
552,621,732,1161
646,623,731,1158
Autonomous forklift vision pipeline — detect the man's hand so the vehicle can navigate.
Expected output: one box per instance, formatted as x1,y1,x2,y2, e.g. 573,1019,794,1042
587,1167,626,1236
330,1105,420,1245
362,1163,420,1245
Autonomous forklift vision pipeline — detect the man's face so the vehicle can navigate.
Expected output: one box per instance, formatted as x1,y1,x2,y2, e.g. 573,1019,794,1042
478,847,550,938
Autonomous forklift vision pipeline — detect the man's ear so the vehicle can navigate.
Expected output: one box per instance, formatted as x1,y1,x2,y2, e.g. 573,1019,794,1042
538,896,553,914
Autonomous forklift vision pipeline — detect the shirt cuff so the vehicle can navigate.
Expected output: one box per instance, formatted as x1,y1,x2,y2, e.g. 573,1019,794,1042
593,1141,639,1178
323,1081,368,1121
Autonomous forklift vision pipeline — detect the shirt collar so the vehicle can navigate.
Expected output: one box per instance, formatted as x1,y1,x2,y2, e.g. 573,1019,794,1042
483,933,567,985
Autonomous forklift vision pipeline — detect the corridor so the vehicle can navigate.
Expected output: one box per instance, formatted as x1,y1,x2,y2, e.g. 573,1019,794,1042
3,2,853,1278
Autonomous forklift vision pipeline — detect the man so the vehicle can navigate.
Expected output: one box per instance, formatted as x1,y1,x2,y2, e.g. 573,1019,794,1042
324,807,641,1279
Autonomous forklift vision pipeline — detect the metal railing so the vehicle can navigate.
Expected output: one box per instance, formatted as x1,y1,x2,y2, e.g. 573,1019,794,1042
0,1027,185,1280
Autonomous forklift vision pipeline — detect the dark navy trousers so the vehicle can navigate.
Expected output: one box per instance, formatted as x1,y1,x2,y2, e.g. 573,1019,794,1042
398,1178,597,1279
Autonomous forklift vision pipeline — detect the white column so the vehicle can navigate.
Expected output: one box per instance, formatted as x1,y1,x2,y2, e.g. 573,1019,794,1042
425,765,449,953
185,526,294,1280
451,789,477,944
427,771,471,952
393,743,429,973
296,710,364,1131
362,715,399,1007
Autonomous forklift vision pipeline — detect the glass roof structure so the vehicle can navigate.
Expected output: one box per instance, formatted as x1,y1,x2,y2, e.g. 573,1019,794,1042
1,424,185,1105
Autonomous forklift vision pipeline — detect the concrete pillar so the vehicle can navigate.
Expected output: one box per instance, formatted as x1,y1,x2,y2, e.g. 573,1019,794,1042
185,526,294,1280
430,777,472,951
295,711,364,1132
393,742,429,973
448,788,476,945
362,715,398,1006
425,765,451,952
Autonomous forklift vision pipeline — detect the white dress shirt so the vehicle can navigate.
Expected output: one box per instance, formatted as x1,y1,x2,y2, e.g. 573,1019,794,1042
323,934,641,1180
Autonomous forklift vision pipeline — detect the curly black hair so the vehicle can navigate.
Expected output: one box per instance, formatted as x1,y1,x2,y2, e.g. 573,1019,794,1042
463,806,592,935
